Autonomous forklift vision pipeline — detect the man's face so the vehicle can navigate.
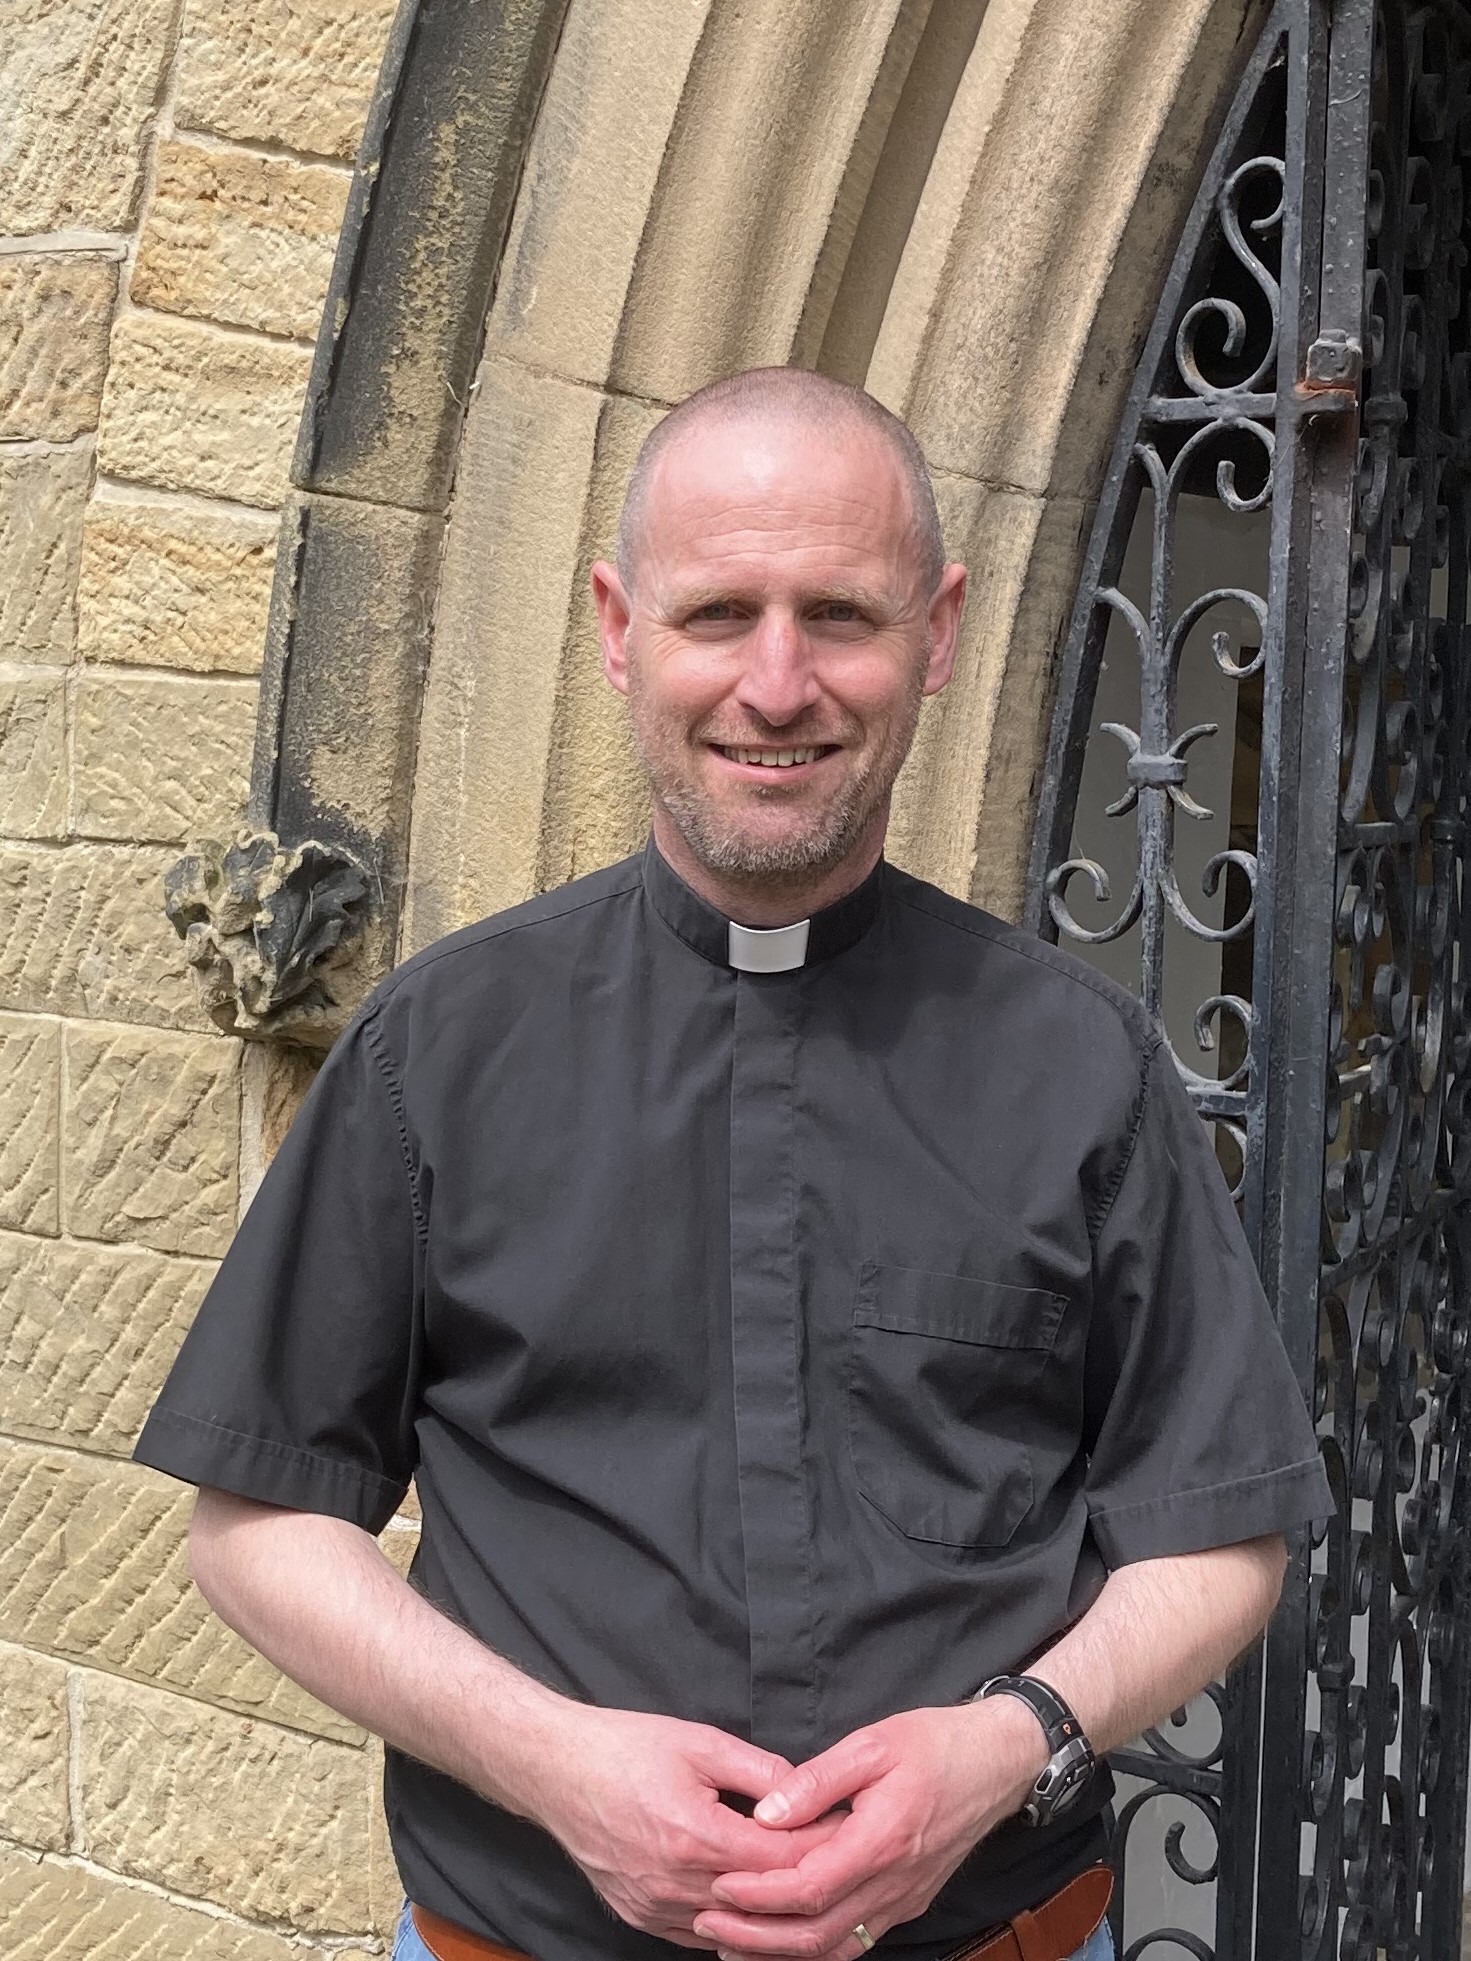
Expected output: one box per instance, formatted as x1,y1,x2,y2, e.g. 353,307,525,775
594,413,965,889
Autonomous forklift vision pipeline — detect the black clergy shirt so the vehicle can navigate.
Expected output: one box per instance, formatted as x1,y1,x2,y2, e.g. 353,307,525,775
135,841,1331,1960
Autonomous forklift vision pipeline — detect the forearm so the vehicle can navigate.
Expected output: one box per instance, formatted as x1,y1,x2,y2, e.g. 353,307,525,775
1028,1534,1288,1756
188,1487,569,1815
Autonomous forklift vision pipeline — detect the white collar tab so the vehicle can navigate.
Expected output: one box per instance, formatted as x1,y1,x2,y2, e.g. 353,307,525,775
727,918,811,974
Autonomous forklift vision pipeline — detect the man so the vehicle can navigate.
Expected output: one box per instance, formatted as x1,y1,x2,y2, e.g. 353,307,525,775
135,368,1330,1961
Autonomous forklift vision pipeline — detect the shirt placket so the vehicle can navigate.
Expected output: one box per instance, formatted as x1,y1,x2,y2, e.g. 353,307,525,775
728,970,818,1759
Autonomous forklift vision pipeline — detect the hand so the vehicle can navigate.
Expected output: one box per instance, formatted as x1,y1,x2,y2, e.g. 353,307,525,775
519,1706,846,1948
691,1701,1048,1961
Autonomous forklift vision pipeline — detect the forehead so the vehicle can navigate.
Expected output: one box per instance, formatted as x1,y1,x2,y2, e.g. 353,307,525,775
638,411,915,588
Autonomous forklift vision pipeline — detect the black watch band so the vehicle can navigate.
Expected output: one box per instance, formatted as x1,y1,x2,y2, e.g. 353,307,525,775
973,1674,1097,1828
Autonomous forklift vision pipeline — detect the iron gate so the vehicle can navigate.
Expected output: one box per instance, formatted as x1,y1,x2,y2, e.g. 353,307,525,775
1024,0,1471,1953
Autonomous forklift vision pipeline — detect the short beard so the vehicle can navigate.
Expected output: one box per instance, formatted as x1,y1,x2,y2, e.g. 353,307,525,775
627,659,926,892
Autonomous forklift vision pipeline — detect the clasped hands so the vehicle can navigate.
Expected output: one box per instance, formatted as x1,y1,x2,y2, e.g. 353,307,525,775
524,1701,1047,1961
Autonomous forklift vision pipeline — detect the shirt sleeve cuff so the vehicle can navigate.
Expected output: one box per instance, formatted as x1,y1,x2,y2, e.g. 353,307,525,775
1087,1454,1334,1566
133,1406,409,1535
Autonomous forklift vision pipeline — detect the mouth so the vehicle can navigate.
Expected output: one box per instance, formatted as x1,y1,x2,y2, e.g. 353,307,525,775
712,743,839,773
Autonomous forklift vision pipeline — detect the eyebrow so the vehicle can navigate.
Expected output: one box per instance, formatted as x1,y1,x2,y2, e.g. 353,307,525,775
661,582,897,614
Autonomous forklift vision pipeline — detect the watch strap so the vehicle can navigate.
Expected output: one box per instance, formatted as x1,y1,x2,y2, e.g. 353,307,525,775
977,1673,1085,1749
975,1674,1097,1827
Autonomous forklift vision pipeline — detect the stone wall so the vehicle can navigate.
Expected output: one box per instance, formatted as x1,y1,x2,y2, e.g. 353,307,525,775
0,1,407,1951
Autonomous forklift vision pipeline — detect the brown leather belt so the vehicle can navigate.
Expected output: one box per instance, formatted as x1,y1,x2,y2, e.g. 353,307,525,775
411,1864,1112,1961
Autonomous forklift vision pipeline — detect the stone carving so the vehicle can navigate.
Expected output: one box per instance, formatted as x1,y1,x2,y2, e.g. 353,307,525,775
164,828,371,1042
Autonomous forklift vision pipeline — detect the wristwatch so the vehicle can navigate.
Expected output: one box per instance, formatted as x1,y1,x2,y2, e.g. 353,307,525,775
972,1674,1097,1827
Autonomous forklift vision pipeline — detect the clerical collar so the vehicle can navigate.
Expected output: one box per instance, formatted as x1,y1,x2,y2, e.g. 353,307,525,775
641,838,885,971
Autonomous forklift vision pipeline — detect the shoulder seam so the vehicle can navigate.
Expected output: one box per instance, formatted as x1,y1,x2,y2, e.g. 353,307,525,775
375,868,644,1001
892,886,1149,1035
1089,1034,1163,1241
359,1007,430,1251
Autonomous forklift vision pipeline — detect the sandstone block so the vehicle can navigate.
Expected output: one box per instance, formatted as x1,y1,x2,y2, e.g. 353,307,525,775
173,0,399,161
82,1669,371,1929
96,312,313,508
0,1642,70,1852
72,674,257,845
133,141,351,341
0,1441,363,1743
78,497,276,676
0,259,117,442
0,0,178,234
0,844,205,1029
0,447,91,664
0,1231,211,1455
0,674,67,838
63,1022,239,1256
0,1014,60,1235
0,1843,350,1960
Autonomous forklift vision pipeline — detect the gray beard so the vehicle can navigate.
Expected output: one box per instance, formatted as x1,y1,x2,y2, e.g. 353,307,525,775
628,665,925,888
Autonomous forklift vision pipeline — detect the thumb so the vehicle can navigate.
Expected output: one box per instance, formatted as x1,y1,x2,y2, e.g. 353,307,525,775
691,1727,793,1799
754,1733,876,1827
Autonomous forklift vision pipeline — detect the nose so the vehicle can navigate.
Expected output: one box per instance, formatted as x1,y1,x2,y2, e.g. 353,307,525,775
732,607,822,729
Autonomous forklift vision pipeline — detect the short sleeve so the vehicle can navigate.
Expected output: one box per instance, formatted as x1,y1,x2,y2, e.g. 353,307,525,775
1082,1035,1332,1565
133,1005,422,1533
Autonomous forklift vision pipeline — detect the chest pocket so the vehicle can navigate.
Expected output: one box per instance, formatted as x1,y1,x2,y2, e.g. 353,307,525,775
847,1262,1066,1548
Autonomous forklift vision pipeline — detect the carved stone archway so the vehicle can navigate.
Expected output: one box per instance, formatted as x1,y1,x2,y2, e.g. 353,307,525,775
165,0,1267,1041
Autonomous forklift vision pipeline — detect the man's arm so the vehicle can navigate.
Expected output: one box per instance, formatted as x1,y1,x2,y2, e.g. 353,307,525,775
188,1488,839,1949
694,1535,1287,1961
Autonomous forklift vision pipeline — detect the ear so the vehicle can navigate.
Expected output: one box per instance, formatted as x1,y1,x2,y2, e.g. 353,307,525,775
922,562,967,697
592,560,633,696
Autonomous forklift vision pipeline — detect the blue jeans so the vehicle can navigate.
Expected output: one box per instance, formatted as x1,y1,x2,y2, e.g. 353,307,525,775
391,1904,1114,1961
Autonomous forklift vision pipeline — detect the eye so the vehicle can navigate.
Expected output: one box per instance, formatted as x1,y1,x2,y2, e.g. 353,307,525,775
689,600,736,623
816,600,862,624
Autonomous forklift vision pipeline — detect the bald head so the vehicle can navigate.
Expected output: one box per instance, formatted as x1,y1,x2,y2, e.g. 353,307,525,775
615,367,944,596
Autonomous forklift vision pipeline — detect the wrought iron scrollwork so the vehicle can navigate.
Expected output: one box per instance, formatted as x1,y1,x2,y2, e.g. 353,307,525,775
1029,0,1471,1953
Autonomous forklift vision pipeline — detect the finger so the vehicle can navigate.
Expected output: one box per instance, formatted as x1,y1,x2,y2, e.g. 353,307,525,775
714,1937,870,1961
753,1733,884,1828
693,1730,795,1801
710,1808,890,1914
696,1895,889,1958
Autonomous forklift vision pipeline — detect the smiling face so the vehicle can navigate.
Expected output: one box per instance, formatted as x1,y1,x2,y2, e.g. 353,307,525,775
593,407,965,918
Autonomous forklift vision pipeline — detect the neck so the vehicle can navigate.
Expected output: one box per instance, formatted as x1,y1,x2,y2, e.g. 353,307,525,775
649,805,888,927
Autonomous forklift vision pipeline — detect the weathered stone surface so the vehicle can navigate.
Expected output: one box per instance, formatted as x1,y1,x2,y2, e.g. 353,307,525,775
0,674,67,838
0,1845,366,1959
0,447,91,664
0,844,206,1029
485,0,712,386
72,674,257,845
0,1442,363,1743
0,259,117,443
96,312,313,508
403,361,612,948
873,0,1235,495
0,1014,60,1236
63,1022,239,1256
0,0,178,234
81,1669,371,1929
173,0,399,161
0,1231,211,1455
133,141,351,342
260,1042,319,1163
0,1643,69,1852
77,498,275,674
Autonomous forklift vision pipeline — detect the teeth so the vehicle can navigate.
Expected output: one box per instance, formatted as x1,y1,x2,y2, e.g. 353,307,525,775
722,745,823,767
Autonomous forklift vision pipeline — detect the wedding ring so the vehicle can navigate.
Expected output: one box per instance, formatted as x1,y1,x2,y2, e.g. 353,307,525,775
853,1926,876,1952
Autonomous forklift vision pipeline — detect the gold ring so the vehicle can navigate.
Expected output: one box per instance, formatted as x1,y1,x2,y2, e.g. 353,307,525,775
853,1927,876,1952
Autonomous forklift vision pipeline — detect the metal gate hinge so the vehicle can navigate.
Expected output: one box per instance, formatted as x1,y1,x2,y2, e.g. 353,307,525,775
1294,330,1362,412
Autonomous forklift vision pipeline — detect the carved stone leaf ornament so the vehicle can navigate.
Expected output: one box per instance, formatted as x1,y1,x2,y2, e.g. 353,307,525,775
163,829,371,1042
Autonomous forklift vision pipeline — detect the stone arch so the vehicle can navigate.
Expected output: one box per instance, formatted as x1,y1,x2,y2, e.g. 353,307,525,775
168,0,1267,1034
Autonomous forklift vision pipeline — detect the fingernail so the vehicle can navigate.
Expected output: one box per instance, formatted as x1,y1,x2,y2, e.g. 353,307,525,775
755,1793,790,1823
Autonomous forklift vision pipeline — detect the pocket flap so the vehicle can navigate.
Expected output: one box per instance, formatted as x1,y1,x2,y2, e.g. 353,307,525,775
855,1262,1065,1351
